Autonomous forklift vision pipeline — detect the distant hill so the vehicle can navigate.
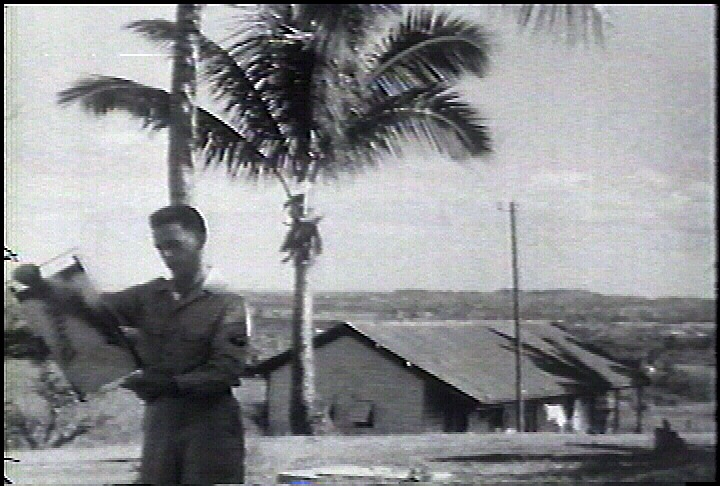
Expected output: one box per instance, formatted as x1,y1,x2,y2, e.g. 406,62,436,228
244,289,716,324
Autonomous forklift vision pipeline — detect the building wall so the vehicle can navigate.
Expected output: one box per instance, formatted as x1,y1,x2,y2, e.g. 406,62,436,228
266,333,427,435
469,406,506,432
265,333,619,436
425,394,558,434
491,394,612,433
422,380,477,433
266,362,291,435
463,395,611,434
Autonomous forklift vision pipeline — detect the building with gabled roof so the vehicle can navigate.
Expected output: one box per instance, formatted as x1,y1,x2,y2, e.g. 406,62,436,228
250,320,645,436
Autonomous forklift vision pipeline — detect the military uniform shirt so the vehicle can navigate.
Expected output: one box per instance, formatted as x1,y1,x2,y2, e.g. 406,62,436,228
105,275,248,394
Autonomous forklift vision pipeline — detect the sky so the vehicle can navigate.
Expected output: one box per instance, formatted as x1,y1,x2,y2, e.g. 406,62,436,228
4,5,716,298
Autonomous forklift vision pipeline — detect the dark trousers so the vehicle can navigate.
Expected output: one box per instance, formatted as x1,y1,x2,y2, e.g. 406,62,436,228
139,392,244,484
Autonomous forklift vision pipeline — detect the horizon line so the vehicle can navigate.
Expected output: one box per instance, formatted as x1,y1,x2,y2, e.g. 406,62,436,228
236,287,715,300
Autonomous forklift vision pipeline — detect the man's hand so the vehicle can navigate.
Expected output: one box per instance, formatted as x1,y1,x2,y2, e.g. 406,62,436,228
12,264,44,289
120,371,157,401
121,370,179,401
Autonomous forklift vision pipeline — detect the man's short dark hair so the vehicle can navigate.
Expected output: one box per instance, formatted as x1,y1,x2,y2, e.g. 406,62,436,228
149,205,207,244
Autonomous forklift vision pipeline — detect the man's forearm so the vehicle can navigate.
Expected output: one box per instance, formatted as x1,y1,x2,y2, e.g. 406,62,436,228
174,365,240,395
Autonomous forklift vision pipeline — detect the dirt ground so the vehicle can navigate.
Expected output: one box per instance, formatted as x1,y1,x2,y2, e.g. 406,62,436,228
5,431,715,484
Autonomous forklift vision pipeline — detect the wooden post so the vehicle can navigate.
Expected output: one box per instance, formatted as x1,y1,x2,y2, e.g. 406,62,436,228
497,201,524,432
509,202,524,433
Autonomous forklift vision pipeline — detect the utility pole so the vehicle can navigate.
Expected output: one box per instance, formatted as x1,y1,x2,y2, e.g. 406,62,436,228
499,201,524,432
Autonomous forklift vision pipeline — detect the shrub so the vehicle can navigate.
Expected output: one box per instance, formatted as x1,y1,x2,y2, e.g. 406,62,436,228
4,362,109,449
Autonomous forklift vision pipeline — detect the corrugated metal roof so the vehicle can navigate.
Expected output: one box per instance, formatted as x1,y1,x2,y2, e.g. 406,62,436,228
252,319,637,404
347,320,636,404
486,321,636,391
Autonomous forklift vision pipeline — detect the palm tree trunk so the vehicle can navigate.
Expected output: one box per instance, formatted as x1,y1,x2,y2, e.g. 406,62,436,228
288,194,318,435
167,4,199,206
290,250,316,434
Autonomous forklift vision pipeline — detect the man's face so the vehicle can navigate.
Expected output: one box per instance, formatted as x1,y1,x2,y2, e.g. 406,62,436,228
152,223,203,275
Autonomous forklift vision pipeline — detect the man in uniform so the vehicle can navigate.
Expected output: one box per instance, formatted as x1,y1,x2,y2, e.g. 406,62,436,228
107,205,248,484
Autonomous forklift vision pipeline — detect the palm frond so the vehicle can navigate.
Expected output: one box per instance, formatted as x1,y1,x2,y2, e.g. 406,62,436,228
57,76,170,130
125,18,178,49
195,108,271,177
57,76,270,178
337,86,491,172
199,35,285,151
228,4,293,43
232,30,325,180
127,19,283,145
294,4,401,51
367,8,491,94
505,4,606,45
294,4,400,32
62,6,500,186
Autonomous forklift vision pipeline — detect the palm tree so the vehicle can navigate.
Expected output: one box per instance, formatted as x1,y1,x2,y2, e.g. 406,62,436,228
57,4,607,434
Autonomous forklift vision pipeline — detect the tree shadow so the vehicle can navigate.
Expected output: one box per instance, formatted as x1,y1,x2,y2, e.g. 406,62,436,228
430,451,627,463
488,327,611,394
430,442,716,483
568,442,715,483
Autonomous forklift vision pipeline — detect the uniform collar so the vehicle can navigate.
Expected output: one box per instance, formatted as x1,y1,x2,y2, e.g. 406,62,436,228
201,266,229,293
156,266,227,307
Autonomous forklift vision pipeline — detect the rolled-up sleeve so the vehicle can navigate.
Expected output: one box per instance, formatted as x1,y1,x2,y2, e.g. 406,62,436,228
174,295,249,395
